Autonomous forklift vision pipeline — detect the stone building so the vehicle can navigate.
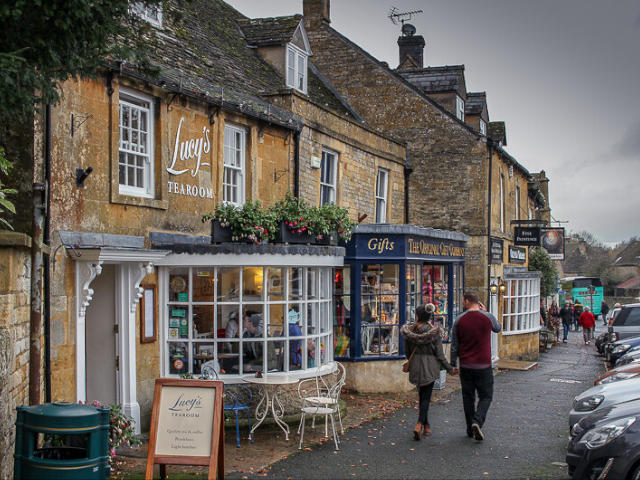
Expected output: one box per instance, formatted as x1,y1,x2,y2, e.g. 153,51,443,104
300,0,547,361
0,0,409,453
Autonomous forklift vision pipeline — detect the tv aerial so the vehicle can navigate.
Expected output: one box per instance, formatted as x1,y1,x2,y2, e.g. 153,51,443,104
388,6,423,25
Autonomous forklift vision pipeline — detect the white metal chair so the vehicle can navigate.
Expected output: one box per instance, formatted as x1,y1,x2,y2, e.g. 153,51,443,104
297,362,346,450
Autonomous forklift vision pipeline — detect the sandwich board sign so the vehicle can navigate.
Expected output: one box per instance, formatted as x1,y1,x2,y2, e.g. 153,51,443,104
145,378,224,479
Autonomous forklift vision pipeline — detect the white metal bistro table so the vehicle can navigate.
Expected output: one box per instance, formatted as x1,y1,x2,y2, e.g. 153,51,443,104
242,374,299,440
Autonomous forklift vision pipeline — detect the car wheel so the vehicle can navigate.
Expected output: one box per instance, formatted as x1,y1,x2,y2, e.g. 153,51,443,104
631,464,640,480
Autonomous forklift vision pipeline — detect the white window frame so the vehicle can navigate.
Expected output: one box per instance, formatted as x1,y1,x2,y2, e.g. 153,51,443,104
479,119,487,136
320,148,338,205
118,88,155,198
499,174,505,232
286,44,308,94
375,168,389,223
223,124,246,206
502,277,541,335
132,2,163,27
456,96,465,121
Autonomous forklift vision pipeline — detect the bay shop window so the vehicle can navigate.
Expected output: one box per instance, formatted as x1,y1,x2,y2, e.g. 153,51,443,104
162,265,334,378
501,274,541,335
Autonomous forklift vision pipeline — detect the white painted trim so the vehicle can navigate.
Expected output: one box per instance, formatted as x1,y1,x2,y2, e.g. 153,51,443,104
154,252,344,267
501,326,542,336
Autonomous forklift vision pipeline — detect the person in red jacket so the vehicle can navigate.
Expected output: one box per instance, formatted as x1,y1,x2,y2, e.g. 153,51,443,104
578,306,596,345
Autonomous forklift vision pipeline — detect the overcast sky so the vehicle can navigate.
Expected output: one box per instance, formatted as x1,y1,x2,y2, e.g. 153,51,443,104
226,0,640,246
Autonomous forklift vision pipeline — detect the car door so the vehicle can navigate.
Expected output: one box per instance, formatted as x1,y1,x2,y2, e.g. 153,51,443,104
612,307,640,341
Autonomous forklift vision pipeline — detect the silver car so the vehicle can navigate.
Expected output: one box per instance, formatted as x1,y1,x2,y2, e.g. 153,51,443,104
569,376,640,429
609,303,640,341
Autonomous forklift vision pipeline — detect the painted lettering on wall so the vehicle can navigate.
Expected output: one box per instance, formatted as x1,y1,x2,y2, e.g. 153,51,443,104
167,117,211,177
407,238,465,258
367,237,395,253
168,182,214,199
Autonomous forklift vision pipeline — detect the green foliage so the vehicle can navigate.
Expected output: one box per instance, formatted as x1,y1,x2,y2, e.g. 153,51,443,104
0,147,16,230
317,202,356,242
271,191,313,235
529,247,558,297
202,201,276,243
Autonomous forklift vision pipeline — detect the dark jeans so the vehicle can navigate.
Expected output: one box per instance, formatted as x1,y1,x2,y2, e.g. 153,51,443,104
460,367,494,429
418,382,435,425
562,323,569,341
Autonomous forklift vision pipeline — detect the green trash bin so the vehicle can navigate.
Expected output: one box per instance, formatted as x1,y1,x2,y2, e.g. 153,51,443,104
14,402,110,479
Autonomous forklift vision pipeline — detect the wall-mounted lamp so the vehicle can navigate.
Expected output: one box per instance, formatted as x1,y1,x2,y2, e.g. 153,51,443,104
489,283,499,295
499,282,507,295
490,280,507,296
76,166,93,187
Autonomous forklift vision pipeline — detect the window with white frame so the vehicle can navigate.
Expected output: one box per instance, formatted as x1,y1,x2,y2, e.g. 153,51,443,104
456,96,465,121
320,149,337,205
375,168,388,223
479,119,487,136
502,277,541,334
515,185,521,221
163,265,334,378
499,174,505,232
286,44,308,94
223,124,246,206
119,89,155,198
131,2,162,27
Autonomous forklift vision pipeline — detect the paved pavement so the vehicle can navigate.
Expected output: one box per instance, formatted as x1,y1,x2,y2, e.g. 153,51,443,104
229,324,607,480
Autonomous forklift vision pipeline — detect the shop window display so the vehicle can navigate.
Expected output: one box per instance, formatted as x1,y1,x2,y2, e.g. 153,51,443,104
333,267,351,357
360,264,400,356
165,265,333,378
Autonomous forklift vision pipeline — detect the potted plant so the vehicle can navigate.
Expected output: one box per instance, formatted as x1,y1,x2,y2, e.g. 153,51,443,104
203,201,275,244
270,192,314,244
318,202,356,243
307,205,335,245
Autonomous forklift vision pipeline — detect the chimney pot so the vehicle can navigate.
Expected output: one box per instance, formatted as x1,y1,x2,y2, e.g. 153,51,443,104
397,31,425,69
303,0,330,24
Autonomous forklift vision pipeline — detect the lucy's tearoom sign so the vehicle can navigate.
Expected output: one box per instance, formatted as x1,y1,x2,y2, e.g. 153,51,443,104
146,378,224,480
166,117,214,199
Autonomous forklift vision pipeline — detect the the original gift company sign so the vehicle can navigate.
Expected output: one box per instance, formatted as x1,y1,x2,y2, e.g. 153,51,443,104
166,117,214,199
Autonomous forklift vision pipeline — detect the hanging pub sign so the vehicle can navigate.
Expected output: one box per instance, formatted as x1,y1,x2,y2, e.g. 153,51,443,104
490,238,504,264
514,227,541,246
541,227,565,260
508,246,527,264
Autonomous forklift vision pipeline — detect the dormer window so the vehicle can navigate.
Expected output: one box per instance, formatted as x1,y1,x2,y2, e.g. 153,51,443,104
132,2,162,27
286,44,308,94
479,119,487,136
456,96,465,121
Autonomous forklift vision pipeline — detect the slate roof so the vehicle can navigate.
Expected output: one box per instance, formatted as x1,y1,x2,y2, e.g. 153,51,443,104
465,92,487,117
109,1,355,129
614,241,640,266
237,15,303,47
396,65,467,97
617,277,640,290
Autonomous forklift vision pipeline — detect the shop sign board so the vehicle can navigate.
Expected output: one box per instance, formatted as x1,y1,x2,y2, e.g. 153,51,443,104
167,117,214,199
490,238,504,264
508,246,527,264
350,233,466,261
514,227,541,246
541,227,565,260
146,378,224,480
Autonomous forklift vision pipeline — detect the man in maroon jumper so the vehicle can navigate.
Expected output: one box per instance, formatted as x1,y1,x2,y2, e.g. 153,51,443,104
450,291,502,441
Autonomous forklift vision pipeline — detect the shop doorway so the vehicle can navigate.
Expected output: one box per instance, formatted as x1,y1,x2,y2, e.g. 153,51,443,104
85,264,118,404
489,277,499,365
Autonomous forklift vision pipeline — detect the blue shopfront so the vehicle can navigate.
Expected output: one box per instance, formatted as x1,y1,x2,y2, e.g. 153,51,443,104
334,225,468,366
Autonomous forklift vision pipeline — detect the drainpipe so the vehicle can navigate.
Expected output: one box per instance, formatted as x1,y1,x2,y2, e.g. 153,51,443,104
293,131,300,197
29,182,46,405
44,104,52,403
404,149,413,224
486,139,494,305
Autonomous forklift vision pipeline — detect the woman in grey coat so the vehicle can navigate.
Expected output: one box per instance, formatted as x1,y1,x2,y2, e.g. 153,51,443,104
401,303,455,440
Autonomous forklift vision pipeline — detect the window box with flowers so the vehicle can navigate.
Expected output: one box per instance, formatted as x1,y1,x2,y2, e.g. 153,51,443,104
203,201,276,244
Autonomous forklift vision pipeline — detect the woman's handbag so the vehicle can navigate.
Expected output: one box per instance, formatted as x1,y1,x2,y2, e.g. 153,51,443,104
402,346,417,373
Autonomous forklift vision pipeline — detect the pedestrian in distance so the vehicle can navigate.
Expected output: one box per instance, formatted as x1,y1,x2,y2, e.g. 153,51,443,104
573,299,583,331
401,303,455,441
450,291,502,441
578,306,596,345
601,300,610,326
559,301,573,343
548,300,560,343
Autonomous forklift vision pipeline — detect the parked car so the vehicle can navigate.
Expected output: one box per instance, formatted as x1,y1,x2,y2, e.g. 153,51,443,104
607,335,640,365
614,349,640,368
608,303,640,341
606,306,622,325
567,397,640,479
569,377,640,429
595,363,640,385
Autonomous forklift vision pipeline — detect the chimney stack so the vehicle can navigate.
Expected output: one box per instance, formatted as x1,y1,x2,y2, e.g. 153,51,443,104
397,23,425,69
303,0,331,24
